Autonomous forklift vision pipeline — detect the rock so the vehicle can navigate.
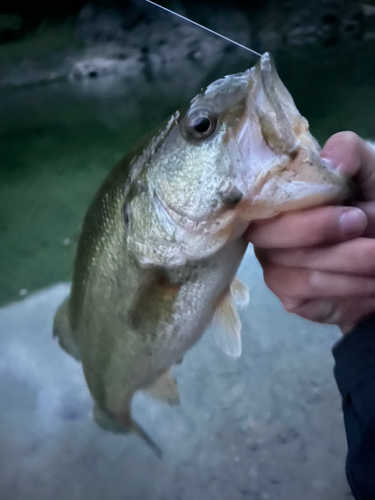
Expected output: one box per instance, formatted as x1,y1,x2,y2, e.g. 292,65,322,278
0,0,371,89
75,5,129,44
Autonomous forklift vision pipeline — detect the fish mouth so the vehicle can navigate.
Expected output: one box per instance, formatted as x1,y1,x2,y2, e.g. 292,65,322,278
230,52,350,220
152,54,350,256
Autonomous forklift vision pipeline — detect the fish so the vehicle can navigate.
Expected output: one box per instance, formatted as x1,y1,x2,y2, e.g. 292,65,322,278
53,52,349,457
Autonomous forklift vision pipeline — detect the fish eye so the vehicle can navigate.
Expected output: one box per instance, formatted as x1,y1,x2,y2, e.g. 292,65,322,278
185,108,217,140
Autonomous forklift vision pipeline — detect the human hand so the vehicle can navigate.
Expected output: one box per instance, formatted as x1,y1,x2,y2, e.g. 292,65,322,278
246,132,375,334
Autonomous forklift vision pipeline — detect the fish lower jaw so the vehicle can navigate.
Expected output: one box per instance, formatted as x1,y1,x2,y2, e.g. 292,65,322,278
275,189,347,213
241,184,348,221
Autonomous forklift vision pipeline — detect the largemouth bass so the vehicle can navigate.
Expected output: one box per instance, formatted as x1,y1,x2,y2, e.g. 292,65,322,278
53,53,348,457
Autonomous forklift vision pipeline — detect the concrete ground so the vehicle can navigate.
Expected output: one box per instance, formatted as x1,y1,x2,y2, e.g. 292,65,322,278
0,247,351,500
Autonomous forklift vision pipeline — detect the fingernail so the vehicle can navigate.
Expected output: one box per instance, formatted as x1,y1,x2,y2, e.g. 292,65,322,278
339,208,367,236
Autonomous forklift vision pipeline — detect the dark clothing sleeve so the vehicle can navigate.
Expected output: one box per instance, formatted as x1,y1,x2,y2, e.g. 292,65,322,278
333,315,375,500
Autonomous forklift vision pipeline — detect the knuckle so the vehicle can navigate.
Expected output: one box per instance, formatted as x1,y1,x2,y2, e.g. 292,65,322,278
364,279,375,295
263,264,288,297
281,298,302,313
363,242,375,267
311,225,331,246
263,264,301,299
298,207,339,246
262,265,278,293
308,270,326,292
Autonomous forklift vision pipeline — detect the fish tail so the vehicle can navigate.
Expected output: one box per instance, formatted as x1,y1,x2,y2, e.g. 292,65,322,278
130,419,163,459
93,403,162,459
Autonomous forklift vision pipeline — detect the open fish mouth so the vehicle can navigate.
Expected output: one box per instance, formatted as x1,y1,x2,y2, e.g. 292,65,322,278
229,52,350,219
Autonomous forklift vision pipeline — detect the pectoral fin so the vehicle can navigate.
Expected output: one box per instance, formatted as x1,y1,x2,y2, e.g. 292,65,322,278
213,293,242,359
128,269,181,331
230,276,249,306
212,276,249,358
143,370,180,406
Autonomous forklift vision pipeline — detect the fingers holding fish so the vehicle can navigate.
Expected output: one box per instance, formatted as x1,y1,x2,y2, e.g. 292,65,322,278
246,206,367,249
247,131,375,331
258,238,375,276
258,256,375,328
260,261,375,299
274,296,375,333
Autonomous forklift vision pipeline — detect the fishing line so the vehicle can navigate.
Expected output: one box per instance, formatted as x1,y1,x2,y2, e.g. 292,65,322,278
143,0,262,58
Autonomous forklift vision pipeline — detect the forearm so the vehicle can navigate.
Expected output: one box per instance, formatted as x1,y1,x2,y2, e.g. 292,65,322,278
333,315,375,499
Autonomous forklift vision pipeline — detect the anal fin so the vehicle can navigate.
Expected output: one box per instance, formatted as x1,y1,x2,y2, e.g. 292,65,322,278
143,370,180,406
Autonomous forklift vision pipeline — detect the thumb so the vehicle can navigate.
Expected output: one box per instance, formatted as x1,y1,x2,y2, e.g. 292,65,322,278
321,131,375,202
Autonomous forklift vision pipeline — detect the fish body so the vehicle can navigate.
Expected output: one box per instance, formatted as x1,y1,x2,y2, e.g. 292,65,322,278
54,53,348,455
